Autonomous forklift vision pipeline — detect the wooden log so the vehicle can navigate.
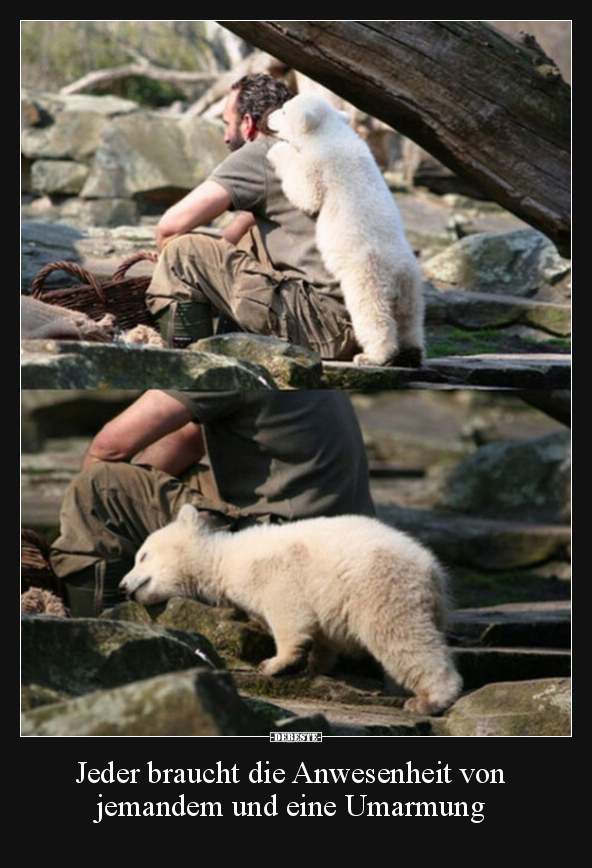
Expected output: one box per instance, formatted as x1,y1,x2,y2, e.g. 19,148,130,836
218,21,571,257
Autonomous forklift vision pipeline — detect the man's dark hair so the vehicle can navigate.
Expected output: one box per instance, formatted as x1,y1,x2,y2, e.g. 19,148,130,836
231,73,293,130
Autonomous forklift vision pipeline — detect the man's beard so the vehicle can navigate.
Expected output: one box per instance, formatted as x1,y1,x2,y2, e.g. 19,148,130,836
227,132,246,152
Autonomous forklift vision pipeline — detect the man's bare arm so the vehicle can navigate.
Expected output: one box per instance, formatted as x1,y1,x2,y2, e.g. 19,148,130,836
134,423,205,477
221,211,256,244
156,180,233,252
82,390,197,471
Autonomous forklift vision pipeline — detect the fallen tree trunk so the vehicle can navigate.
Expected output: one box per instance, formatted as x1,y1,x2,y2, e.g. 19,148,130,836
219,21,571,257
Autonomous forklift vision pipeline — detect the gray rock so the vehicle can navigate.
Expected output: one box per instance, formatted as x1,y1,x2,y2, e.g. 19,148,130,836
81,112,227,203
21,348,99,389
20,389,137,455
423,354,571,390
321,360,444,391
60,197,140,228
193,333,323,389
429,288,571,336
21,221,88,292
452,601,571,649
20,341,277,390
255,697,432,736
110,596,275,668
374,503,570,570
423,228,571,301
323,354,570,391
179,113,230,180
99,599,153,625
21,667,278,736
21,683,70,712
435,678,571,736
524,301,572,336
439,430,570,523
20,593,572,736
454,647,571,691
21,614,218,696
22,111,107,161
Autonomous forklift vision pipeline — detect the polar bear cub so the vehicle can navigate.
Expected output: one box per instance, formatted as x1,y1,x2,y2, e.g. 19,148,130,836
267,94,425,367
120,505,462,715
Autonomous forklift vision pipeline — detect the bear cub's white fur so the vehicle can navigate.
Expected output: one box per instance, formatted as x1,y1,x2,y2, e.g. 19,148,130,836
267,93,425,368
120,505,462,715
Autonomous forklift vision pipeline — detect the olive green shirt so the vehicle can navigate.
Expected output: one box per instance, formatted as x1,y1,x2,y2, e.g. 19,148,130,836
210,136,339,292
167,390,375,521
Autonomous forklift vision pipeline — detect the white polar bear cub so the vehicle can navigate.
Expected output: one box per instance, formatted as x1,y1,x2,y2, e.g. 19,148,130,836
266,93,425,367
120,506,462,715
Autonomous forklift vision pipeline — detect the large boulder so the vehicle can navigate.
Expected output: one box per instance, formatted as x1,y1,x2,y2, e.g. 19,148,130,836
438,429,571,524
30,160,90,196
22,110,108,161
21,614,220,696
80,112,227,204
193,333,323,389
423,229,571,301
21,88,228,219
436,677,571,736
20,341,278,390
21,667,280,736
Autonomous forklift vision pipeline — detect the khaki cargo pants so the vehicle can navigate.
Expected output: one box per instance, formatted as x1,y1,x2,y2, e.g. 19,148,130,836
49,461,272,617
145,230,359,361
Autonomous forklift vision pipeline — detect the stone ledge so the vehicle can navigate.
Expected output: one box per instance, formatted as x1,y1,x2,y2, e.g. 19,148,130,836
375,502,571,570
452,601,571,649
21,334,571,391
454,646,571,691
323,353,571,390
427,287,571,336
20,339,277,390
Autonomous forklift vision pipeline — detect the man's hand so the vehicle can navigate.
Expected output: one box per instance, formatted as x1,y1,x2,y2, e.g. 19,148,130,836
156,180,233,252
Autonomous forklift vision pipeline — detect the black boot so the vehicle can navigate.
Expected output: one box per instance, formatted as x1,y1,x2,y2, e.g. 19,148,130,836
156,301,214,349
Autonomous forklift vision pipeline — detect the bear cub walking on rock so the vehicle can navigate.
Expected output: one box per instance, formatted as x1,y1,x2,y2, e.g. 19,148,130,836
120,506,462,715
266,93,425,368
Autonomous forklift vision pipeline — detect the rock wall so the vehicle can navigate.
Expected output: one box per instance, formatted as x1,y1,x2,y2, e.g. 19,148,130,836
22,89,228,226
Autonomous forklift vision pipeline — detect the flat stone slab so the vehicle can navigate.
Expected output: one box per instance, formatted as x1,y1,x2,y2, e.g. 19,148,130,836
323,353,571,390
430,288,571,335
374,502,571,570
20,340,277,390
244,695,433,736
452,600,571,649
21,337,571,391
454,646,571,691
239,676,571,737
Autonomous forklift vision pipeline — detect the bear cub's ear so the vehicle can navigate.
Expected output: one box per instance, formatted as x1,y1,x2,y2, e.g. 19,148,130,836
177,503,204,528
301,104,323,134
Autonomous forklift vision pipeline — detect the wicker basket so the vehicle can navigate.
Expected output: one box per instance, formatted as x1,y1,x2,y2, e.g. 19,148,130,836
30,251,159,332
21,528,61,594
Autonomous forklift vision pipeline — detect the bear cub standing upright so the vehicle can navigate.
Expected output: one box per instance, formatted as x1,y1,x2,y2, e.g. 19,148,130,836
267,93,425,367
120,506,462,715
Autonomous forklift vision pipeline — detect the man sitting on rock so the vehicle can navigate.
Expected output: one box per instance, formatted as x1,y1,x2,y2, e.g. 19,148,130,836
49,389,375,617
145,73,359,360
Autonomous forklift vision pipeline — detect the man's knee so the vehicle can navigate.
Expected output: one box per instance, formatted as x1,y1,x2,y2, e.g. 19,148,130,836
154,232,229,280
67,460,141,501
